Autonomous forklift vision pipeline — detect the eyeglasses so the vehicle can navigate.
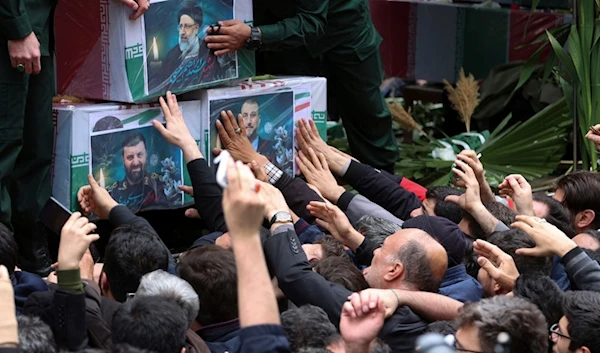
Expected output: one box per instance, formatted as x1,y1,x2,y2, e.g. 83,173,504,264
549,323,572,341
177,23,197,31
452,337,490,353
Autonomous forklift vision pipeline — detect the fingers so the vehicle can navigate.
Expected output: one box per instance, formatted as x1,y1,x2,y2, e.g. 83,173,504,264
298,151,315,174
185,208,201,219
25,61,33,75
0,265,9,280
32,56,41,75
226,159,242,191
213,147,223,157
214,48,232,56
178,185,194,196
309,119,320,137
454,160,476,181
131,0,149,20
318,152,330,172
159,96,171,119
477,257,500,279
307,148,322,170
119,0,139,10
152,119,169,137
203,35,230,43
236,113,248,136
456,153,479,170
87,174,102,190
444,195,460,205
215,120,232,147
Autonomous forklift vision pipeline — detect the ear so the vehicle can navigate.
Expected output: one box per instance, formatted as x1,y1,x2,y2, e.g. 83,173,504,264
384,262,404,282
493,280,510,296
579,346,591,353
576,210,596,230
100,272,112,299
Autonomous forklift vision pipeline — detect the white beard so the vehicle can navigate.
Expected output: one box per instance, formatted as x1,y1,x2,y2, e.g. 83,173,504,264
178,34,199,58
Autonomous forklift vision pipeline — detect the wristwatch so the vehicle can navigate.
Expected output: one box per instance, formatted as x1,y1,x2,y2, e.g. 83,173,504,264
268,211,293,228
245,26,262,50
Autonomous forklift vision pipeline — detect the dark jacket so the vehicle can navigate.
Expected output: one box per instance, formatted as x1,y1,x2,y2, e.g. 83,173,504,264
238,325,290,353
273,170,324,223
342,160,421,221
197,318,241,353
12,270,47,314
439,265,482,303
264,225,427,353
188,158,227,233
23,285,88,352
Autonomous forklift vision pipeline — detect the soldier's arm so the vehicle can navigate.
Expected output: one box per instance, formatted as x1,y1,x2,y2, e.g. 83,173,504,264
0,0,32,40
260,0,328,51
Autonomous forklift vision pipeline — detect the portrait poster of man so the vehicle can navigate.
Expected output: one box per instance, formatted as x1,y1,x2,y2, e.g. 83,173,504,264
144,0,237,94
210,91,295,175
89,118,185,213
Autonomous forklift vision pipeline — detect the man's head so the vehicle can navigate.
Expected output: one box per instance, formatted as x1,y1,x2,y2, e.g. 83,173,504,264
177,1,202,53
302,235,347,264
457,296,548,353
112,296,187,353
101,225,170,302
463,202,516,240
552,291,600,353
554,172,600,232
313,256,369,292
480,229,552,297
177,245,238,326
121,132,147,185
281,305,340,352
240,99,261,142
135,269,200,327
355,215,402,246
363,228,447,291
17,315,57,353
532,192,570,224
410,186,464,224
513,274,564,330
0,222,17,276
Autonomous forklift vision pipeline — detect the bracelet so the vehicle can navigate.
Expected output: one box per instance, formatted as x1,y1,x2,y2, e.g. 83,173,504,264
390,289,401,307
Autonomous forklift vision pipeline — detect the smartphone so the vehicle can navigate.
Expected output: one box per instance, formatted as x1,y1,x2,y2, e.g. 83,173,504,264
39,197,72,236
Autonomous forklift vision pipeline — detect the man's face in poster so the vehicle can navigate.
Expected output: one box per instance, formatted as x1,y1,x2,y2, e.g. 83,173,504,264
178,14,200,53
123,141,147,185
241,101,261,142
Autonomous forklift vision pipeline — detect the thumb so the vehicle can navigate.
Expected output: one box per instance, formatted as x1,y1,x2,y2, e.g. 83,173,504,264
444,195,460,204
477,257,500,279
515,247,538,257
185,208,201,219
178,185,194,196
213,148,222,157
87,174,101,190
121,0,139,10
88,233,101,243
152,119,168,136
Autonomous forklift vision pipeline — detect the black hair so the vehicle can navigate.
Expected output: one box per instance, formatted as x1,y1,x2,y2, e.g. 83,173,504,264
562,290,600,353
532,192,570,224
425,186,464,224
313,256,369,292
0,222,17,275
556,171,600,229
488,229,552,276
464,202,516,240
513,274,564,330
121,132,146,153
178,0,204,27
103,225,170,302
281,305,339,351
112,296,187,353
426,320,458,336
313,235,348,261
177,245,238,325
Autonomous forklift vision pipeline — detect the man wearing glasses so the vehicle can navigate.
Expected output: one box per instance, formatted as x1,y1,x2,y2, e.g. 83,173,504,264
550,291,600,353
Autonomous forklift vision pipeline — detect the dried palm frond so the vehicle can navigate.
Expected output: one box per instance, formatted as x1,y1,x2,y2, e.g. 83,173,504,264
52,95,88,104
387,97,424,134
443,69,480,132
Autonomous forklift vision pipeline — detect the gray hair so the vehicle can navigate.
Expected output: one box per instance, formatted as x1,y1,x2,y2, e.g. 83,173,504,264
354,215,402,246
136,269,200,326
17,316,57,353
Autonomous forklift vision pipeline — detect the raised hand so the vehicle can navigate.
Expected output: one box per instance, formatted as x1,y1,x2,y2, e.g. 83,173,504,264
445,160,482,212
585,124,600,150
341,291,386,349
512,215,577,258
215,110,266,165
306,201,364,250
455,150,495,203
78,174,119,220
57,213,100,271
498,174,534,216
296,148,345,203
222,160,265,239
473,239,519,291
154,91,202,162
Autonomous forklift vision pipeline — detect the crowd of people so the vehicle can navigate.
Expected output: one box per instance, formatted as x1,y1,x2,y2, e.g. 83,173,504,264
2,91,600,353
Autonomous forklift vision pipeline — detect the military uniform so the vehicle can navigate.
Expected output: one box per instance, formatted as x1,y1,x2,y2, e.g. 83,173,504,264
254,0,400,172
108,173,171,214
0,0,58,274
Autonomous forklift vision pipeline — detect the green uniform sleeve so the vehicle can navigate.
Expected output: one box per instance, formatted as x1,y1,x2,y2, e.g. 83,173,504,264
57,268,85,294
259,0,328,51
0,0,32,40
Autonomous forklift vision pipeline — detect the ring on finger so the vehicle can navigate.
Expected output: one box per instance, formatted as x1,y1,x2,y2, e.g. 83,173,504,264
234,127,241,134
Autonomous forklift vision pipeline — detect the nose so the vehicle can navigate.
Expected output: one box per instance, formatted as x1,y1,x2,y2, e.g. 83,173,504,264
180,27,186,35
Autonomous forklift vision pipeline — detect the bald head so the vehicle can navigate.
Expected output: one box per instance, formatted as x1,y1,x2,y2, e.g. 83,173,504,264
364,229,447,292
